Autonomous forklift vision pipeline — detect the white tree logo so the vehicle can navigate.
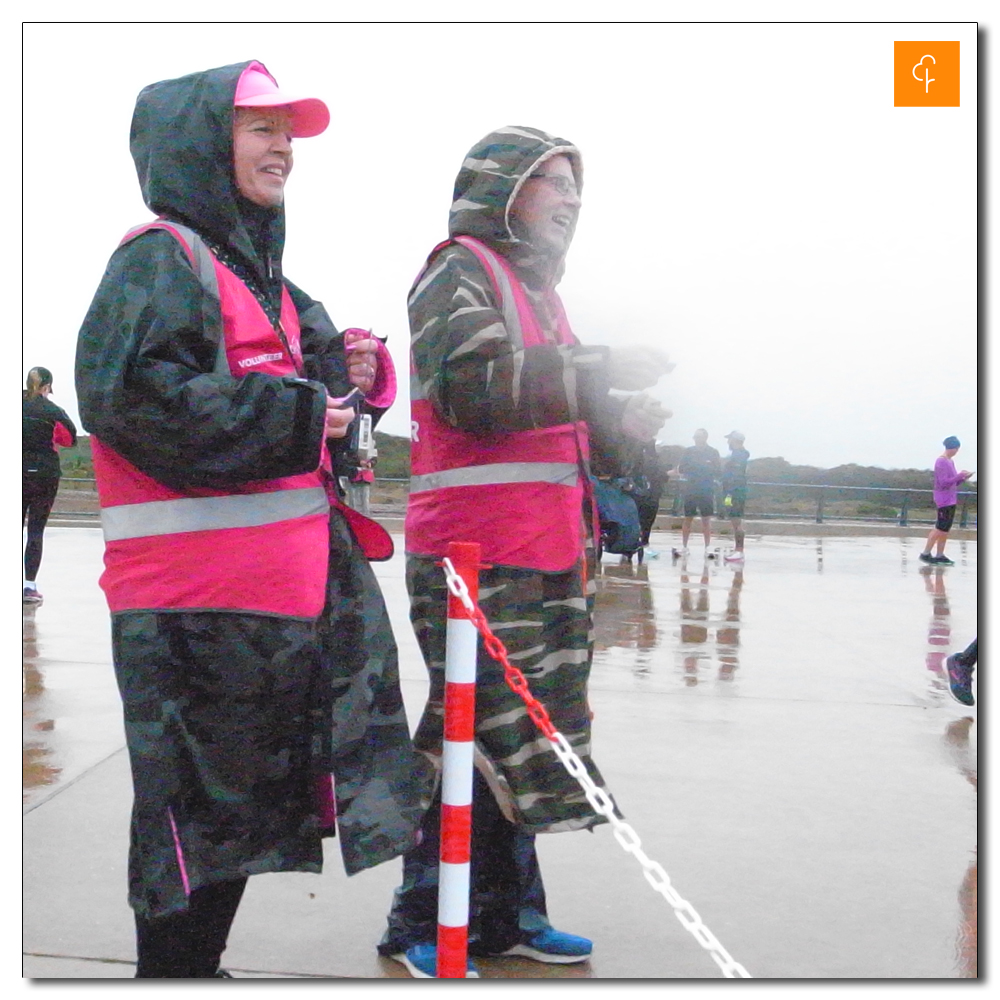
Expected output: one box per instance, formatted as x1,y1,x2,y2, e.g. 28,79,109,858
912,54,936,94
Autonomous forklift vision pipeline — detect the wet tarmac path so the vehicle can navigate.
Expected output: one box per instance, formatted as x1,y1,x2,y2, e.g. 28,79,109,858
23,529,977,979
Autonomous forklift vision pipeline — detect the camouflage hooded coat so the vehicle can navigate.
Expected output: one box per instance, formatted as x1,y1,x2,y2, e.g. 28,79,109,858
75,61,429,918
405,127,632,833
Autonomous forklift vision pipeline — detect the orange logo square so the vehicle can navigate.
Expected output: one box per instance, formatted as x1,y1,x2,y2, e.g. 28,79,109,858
894,41,960,107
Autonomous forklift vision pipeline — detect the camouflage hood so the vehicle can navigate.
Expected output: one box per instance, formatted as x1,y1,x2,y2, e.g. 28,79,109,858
448,126,582,283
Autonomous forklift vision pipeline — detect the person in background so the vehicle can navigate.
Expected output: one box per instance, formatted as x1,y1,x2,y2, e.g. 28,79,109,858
75,60,423,978
674,428,721,555
919,436,973,566
22,366,77,605
624,439,671,563
379,125,671,978
346,458,376,516
947,638,978,707
721,430,750,563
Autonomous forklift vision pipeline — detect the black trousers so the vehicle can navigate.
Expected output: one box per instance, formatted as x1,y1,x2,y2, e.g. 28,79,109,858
22,472,59,581
134,878,247,977
636,494,662,547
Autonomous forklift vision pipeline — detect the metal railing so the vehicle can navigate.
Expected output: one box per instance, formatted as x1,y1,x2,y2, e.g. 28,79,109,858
668,481,977,528
56,476,978,530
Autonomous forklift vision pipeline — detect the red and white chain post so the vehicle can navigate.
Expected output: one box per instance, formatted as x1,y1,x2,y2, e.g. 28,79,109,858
436,541,481,978
440,556,752,979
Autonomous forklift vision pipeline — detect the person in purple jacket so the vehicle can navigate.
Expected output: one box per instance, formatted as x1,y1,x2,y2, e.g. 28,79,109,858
919,436,973,566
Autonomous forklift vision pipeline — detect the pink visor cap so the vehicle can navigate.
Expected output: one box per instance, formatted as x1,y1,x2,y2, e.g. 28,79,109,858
234,65,330,138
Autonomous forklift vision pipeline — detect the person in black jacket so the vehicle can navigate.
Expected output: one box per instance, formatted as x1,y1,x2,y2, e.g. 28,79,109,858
75,61,427,978
632,439,672,562
22,366,77,605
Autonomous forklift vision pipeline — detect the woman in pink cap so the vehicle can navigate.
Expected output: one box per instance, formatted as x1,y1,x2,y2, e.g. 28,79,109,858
75,61,428,978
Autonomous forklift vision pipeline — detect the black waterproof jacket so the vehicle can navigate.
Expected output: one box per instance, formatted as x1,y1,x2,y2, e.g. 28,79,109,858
75,60,372,489
23,395,77,477
73,62,426,916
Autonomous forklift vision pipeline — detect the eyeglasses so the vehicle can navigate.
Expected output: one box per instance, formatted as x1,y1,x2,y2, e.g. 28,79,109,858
528,173,577,196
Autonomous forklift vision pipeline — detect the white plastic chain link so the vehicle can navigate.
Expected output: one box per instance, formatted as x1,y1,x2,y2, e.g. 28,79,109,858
442,558,752,979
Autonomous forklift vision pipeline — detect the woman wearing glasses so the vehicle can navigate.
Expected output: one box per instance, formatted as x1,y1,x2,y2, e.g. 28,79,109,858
379,127,673,977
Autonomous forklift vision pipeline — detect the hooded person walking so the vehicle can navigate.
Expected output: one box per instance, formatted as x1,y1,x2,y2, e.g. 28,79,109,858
75,60,426,978
378,126,672,977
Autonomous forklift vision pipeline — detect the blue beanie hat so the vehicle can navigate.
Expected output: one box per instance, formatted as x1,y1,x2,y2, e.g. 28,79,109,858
943,436,961,449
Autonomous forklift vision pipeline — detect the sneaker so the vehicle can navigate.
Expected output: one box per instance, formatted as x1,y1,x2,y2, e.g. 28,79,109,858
496,927,593,964
23,587,43,605
644,547,660,559
724,551,744,562
946,654,975,706
918,551,936,564
391,944,479,979
933,554,955,565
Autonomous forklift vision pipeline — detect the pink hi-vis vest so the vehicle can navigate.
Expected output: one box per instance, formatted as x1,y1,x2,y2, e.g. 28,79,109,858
405,236,590,573
92,220,330,618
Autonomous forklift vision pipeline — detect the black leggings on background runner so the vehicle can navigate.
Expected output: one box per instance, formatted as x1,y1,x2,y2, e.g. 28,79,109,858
23,473,59,581
134,877,248,977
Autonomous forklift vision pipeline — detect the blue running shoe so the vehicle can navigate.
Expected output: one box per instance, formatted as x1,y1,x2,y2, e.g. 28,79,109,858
498,927,593,964
391,944,479,979
946,653,975,706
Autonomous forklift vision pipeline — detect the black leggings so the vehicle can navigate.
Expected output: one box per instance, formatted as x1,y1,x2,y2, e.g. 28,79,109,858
22,473,59,581
134,878,247,978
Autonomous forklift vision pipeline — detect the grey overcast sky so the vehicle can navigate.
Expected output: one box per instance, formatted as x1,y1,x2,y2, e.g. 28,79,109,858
21,17,979,473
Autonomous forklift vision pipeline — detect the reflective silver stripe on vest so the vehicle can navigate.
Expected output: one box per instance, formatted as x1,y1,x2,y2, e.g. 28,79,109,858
410,462,578,494
101,487,330,542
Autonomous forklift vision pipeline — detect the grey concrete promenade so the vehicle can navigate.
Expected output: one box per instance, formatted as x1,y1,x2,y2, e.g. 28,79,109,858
23,527,977,980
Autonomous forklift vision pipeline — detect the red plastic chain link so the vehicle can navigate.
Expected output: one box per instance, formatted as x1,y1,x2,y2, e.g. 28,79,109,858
445,559,753,979
468,607,558,739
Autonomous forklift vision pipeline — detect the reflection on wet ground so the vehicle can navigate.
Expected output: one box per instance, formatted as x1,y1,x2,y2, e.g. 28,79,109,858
592,560,658,667
24,529,977,978
588,533,977,978
941,714,977,979
595,550,751,690
21,530,126,815
923,565,951,697
591,533,978,710
23,609,61,797
594,549,751,692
